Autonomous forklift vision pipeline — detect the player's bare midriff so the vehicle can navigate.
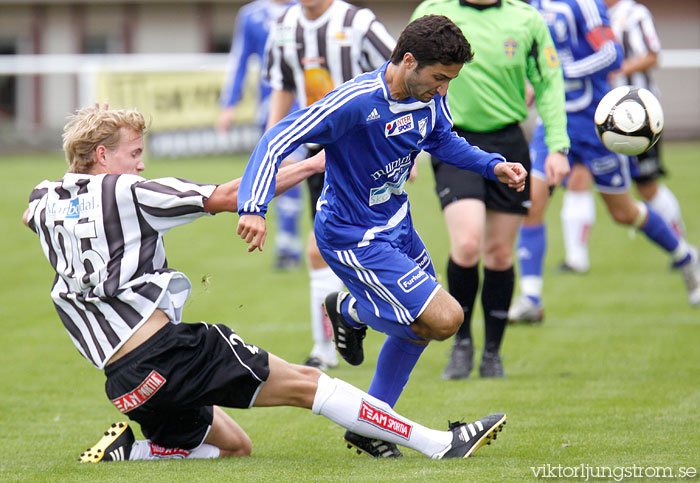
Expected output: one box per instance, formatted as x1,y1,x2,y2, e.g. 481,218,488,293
107,309,170,366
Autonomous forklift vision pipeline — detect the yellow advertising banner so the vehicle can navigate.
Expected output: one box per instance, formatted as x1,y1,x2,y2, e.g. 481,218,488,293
96,70,258,130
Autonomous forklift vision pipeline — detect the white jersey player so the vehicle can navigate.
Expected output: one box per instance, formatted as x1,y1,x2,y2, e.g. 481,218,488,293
25,104,506,463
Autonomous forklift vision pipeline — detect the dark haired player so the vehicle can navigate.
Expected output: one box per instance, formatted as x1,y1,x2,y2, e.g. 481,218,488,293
237,15,523,456
25,104,506,463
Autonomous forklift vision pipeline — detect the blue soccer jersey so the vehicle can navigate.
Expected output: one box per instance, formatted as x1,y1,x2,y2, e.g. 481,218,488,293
237,62,505,250
219,0,295,126
531,0,622,145
529,0,628,191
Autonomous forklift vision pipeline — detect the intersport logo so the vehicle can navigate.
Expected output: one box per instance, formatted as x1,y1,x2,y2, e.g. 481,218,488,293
385,113,414,137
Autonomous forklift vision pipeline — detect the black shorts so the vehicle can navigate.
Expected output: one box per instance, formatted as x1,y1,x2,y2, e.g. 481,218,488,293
431,123,531,214
631,140,666,184
104,322,270,449
306,145,325,220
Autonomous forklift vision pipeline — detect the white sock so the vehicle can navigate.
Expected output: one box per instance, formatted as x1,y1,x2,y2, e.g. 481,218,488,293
672,238,693,264
309,267,344,362
129,440,220,460
312,373,452,458
561,190,596,271
648,184,685,237
520,275,543,300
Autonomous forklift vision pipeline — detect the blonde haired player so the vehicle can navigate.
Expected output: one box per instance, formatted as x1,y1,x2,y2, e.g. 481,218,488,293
24,105,505,462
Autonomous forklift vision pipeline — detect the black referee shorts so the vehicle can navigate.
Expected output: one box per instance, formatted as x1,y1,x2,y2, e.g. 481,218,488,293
104,322,270,449
431,123,531,214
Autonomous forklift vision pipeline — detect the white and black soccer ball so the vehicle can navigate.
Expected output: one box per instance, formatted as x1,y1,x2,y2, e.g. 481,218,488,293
594,86,664,156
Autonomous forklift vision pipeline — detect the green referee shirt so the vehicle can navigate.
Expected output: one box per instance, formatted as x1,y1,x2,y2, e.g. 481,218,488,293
411,0,569,153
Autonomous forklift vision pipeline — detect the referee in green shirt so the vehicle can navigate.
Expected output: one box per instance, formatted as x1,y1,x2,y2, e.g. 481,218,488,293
410,0,570,379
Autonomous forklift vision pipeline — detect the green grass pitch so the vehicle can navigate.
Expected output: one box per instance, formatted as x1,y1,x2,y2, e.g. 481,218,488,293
1,142,698,482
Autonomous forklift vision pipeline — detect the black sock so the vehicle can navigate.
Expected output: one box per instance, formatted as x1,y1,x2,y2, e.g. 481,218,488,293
482,266,514,354
447,258,479,342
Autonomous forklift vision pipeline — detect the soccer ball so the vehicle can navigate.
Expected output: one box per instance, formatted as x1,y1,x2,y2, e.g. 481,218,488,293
594,86,664,156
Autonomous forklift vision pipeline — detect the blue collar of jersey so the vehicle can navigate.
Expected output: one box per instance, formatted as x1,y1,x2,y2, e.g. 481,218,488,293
378,61,440,111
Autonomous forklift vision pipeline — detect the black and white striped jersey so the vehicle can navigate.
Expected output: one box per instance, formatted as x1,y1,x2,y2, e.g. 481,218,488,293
608,0,661,92
26,173,216,369
265,0,395,108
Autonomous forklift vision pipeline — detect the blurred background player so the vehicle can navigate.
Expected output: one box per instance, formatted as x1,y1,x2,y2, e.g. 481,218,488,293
237,14,524,457
509,0,700,324
555,0,688,275
410,0,570,380
26,105,506,463
218,0,305,271
606,0,685,236
264,0,395,369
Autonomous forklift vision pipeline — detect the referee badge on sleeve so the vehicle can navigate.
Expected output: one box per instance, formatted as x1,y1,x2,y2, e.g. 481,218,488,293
544,46,560,68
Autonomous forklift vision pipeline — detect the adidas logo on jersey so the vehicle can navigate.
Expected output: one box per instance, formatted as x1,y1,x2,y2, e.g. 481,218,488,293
366,108,380,121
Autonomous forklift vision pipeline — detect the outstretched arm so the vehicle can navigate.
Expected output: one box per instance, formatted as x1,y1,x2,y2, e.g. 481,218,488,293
203,150,325,214
233,150,326,253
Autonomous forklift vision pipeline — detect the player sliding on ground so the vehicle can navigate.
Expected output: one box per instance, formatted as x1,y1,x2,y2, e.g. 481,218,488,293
23,105,505,462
